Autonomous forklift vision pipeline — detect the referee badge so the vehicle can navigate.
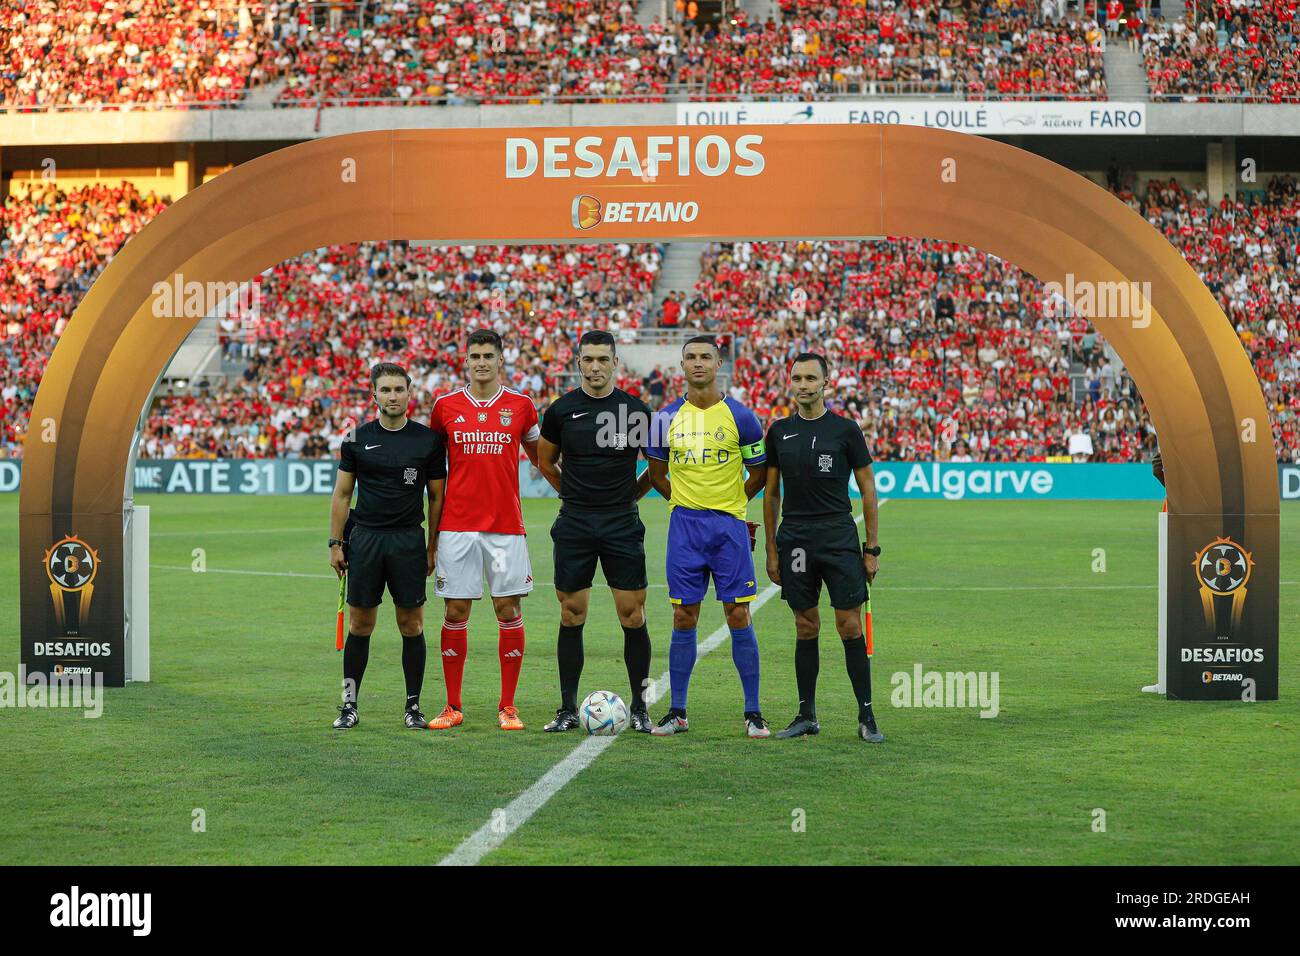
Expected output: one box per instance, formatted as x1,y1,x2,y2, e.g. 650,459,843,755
403,467,417,485
818,454,833,473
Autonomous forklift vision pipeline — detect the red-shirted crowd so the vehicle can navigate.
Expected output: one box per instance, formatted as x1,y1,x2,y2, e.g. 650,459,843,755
687,0,1107,100
1,174,1296,462
0,181,168,450
0,0,271,109
1143,2,1300,103
16,0,1299,107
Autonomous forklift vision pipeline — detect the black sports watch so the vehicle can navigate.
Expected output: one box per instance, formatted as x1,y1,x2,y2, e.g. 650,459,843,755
329,538,344,548
863,545,882,557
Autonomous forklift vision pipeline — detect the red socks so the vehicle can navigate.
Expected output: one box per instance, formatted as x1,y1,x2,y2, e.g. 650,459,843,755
497,615,525,711
442,615,526,711
440,618,468,710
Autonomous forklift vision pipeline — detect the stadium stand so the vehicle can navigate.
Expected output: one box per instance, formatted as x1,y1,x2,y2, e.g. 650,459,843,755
0,0,1112,108
1,174,1295,462
1143,4,1300,103
10,1,1300,106
139,239,664,457
0,181,168,454
0,0,271,110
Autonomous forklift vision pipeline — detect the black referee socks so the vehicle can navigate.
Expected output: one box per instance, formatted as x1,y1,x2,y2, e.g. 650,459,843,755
402,631,426,706
343,632,371,705
794,638,819,718
557,624,585,713
842,636,874,723
622,623,652,710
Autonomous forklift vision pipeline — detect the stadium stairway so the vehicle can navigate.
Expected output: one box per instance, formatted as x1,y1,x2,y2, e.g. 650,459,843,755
242,79,288,109
636,0,665,27
164,315,226,381
654,241,709,304
1103,37,1151,101
1156,0,1187,23
740,0,781,25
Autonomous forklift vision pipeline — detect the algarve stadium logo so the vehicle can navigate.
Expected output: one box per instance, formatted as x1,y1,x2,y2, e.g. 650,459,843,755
1193,536,1253,637
572,195,602,230
44,534,99,634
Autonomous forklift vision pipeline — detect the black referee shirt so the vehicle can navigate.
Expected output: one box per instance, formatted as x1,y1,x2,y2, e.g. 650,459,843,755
339,419,446,530
540,386,651,510
765,409,872,520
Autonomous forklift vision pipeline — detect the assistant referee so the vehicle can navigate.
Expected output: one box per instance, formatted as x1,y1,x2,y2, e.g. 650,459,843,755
536,330,655,733
329,362,445,731
762,352,885,743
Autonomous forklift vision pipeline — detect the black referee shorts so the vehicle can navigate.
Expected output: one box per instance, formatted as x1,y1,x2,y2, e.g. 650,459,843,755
775,516,867,612
551,505,648,593
347,525,428,609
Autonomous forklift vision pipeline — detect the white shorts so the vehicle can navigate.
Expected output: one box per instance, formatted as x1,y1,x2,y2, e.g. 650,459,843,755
434,531,533,600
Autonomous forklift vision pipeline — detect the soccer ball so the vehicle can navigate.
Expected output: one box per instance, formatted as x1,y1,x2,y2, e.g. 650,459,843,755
579,691,629,736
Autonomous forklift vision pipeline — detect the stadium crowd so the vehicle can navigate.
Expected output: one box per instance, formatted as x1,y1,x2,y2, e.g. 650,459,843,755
1143,3,1300,102
0,180,168,453
137,238,663,457
2,0,1122,109
0,0,271,110
1,173,1296,462
10,0,1300,107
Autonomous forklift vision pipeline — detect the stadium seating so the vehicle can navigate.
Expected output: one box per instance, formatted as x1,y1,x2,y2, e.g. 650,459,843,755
0,0,271,110
2,176,1295,462
0,181,168,455
1,0,1110,109
1143,6,1300,103
269,0,678,106
140,239,664,457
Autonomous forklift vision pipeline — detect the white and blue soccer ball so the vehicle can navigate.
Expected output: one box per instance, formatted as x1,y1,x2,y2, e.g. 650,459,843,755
579,691,629,736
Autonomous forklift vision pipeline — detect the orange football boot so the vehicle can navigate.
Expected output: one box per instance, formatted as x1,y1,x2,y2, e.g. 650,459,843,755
427,705,464,730
498,706,525,731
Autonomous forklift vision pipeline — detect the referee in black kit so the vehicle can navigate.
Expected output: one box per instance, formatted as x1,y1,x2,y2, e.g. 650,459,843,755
762,352,885,743
329,362,445,731
536,330,655,733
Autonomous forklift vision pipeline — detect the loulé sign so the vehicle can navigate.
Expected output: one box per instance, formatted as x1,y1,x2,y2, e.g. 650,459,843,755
19,126,1278,700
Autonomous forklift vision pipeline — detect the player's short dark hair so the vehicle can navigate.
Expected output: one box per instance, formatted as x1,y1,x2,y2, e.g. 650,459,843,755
370,362,411,388
579,329,617,355
682,334,718,356
466,328,503,354
790,352,829,378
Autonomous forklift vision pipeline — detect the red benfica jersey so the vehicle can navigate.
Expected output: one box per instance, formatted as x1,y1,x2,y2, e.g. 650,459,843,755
430,385,539,534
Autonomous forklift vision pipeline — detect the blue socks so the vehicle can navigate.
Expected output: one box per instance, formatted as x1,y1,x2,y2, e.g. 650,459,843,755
668,628,697,712
730,624,761,713
667,624,762,714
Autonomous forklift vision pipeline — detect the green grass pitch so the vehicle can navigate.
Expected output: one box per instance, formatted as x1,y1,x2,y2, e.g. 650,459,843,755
0,493,1296,865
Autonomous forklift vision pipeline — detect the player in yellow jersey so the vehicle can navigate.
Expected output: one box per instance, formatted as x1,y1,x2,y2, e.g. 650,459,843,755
645,336,771,738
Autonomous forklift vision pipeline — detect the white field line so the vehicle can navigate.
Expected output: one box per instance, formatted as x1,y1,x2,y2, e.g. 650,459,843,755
436,508,878,867
436,580,784,867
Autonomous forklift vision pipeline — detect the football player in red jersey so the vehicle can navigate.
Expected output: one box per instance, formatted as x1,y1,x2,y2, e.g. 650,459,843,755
426,329,541,731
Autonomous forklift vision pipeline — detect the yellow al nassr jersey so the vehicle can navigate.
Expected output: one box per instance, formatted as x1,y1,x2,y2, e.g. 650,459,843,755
646,396,767,520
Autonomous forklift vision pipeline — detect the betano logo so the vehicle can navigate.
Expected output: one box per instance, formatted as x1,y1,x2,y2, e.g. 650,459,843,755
507,133,765,179
571,195,701,230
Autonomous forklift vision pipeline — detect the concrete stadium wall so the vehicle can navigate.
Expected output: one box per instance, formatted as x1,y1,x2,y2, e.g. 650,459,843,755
4,101,1300,147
